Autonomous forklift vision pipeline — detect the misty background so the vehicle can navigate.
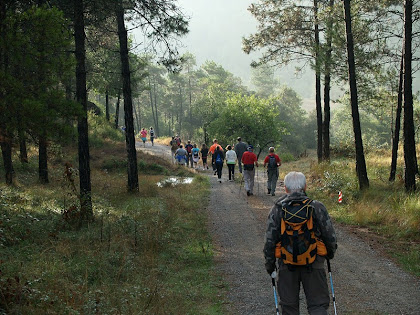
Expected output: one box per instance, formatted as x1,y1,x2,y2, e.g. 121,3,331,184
170,0,318,109
132,0,418,111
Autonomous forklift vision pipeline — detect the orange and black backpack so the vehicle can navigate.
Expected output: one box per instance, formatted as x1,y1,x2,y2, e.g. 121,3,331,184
275,198,327,266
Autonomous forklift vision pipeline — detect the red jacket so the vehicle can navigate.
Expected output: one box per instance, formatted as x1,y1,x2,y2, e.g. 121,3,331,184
241,151,257,165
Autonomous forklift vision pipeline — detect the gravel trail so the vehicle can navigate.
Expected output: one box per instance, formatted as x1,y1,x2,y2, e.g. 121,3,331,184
137,142,420,314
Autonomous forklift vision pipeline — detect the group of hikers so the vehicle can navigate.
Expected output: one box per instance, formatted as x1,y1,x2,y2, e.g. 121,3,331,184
168,136,338,315
137,127,155,147
170,137,282,197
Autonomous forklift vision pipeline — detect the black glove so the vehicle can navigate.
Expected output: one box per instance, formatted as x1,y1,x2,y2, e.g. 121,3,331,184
265,262,276,275
326,244,337,260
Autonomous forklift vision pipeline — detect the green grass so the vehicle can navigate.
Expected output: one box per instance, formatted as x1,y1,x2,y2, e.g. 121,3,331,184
0,143,228,314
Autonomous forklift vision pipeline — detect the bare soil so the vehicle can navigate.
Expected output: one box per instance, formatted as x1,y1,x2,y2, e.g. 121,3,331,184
137,142,420,315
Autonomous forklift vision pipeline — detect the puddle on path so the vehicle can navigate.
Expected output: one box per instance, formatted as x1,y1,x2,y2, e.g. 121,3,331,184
156,177,193,187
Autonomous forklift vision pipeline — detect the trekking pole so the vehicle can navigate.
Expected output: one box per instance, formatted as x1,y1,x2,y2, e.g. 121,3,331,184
256,166,260,196
271,271,280,315
327,259,338,315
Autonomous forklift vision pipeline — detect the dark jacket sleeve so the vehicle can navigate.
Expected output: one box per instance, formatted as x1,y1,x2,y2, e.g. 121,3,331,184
312,200,337,259
263,203,282,271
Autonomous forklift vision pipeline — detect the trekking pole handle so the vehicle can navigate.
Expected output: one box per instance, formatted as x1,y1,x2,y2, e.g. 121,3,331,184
327,258,332,273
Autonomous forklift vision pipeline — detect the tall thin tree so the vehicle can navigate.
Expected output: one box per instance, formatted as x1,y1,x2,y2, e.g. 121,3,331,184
314,0,323,162
116,0,139,192
74,0,93,221
343,0,369,190
403,0,416,192
389,53,404,182
322,0,334,162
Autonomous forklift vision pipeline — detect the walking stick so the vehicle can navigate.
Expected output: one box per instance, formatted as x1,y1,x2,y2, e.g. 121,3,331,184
271,272,280,315
327,259,338,315
256,166,260,196
239,172,244,195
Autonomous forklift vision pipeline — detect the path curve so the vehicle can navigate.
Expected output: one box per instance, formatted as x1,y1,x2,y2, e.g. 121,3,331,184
137,142,420,314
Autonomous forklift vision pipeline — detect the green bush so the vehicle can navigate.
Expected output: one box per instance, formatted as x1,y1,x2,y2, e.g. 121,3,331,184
102,158,127,171
279,152,295,163
88,111,124,147
138,160,167,175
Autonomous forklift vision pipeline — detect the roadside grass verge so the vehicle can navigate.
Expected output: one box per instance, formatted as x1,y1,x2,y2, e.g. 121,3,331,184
0,142,227,314
278,149,420,277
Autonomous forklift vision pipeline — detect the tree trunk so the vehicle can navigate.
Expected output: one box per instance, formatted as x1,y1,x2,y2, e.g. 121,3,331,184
0,3,14,185
114,90,121,129
38,134,49,184
149,78,157,129
403,0,416,192
343,0,369,190
188,70,192,139
322,0,334,162
116,1,139,192
389,54,404,182
314,0,323,163
74,0,93,221
17,118,28,163
133,100,140,134
153,83,159,136
178,83,183,135
0,133,14,185
105,88,110,121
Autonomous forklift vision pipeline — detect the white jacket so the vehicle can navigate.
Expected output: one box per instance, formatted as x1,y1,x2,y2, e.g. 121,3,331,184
225,150,237,164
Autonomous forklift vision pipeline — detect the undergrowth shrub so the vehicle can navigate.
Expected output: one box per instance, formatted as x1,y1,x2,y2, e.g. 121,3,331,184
88,111,124,147
101,158,127,171
279,152,295,163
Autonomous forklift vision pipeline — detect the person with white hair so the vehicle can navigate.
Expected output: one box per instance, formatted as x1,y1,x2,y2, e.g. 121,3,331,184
264,171,337,314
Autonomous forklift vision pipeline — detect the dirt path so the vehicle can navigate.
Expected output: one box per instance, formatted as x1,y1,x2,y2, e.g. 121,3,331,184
137,142,420,314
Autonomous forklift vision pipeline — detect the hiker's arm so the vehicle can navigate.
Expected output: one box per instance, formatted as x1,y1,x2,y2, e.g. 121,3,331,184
313,202,337,259
263,205,281,273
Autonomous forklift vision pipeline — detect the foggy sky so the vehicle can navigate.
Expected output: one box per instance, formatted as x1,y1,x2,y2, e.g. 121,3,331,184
176,0,258,86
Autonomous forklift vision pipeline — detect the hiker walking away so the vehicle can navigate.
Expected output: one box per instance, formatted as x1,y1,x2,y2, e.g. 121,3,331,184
185,140,194,168
140,128,147,147
225,145,237,181
235,137,248,173
170,136,178,164
264,171,337,315
200,143,209,170
149,127,155,146
241,145,258,196
209,139,223,175
263,147,282,196
212,146,225,183
175,135,181,147
192,144,200,169
175,145,188,166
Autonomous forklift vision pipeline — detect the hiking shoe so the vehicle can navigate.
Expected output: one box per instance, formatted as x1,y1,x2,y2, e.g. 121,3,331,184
246,191,250,196
250,192,254,196
271,193,275,196
219,179,222,183
267,189,271,195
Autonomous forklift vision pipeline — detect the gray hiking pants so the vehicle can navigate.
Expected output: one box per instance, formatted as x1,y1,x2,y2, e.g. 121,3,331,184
267,168,279,193
243,168,255,193
277,265,330,315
